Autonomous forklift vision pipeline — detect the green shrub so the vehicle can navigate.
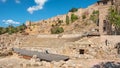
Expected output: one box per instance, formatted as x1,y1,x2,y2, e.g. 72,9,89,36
18,24,26,31
108,7,120,34
90,15,96,22
71,14,78,22
58,20,63,24
0,27,6,35
57,20,63,26
82,14,86,19
93,10,99,15
0,23,27,35
51,27,64,34
69,8,78,12
90,10,99,23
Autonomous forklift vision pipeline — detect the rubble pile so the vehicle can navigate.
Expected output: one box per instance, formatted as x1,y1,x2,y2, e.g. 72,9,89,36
92,61,120,68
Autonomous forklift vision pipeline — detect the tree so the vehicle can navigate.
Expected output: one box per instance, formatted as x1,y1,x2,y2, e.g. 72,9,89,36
18,24,26,31
0,23,27,35
66,15,70,25
0,27,4,35
71,14,78,22
69,8,78,12
7,25,15,35
108,7,120,34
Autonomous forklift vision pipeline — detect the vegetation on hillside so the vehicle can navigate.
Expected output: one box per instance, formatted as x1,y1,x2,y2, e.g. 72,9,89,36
0,24,26,35
82,14,86,19
51,26,64,34
90,10,99,25
69,8,78,12
51,19,64,34
108,7,120,34
71,13,78,22
58,20,63,26
82,11,89,20
51,12,79,34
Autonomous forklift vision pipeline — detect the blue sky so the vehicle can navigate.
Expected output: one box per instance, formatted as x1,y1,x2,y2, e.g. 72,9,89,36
0,0,98,27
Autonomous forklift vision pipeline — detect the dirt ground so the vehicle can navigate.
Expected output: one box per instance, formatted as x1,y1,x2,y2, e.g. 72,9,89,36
0,55,120,68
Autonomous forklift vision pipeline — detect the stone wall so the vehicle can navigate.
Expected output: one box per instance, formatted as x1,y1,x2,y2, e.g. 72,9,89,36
37,34,82,40
101,35,120,44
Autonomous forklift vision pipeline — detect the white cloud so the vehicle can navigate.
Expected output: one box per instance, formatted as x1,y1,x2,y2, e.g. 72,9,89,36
27,0,47,14
2,19,20,25
1,0,7,3
1,0,20,3
15,0,20,3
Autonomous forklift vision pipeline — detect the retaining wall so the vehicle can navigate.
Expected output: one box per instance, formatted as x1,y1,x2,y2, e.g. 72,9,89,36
37,34,83,42
101,35,120,44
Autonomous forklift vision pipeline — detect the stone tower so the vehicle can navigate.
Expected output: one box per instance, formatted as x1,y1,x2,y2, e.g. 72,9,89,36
98,0,112,35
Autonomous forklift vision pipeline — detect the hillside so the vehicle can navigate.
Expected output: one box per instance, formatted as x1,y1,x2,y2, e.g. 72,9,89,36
0,1,112,35
24,3,102,35
0,0,119,36
1,1,120,68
